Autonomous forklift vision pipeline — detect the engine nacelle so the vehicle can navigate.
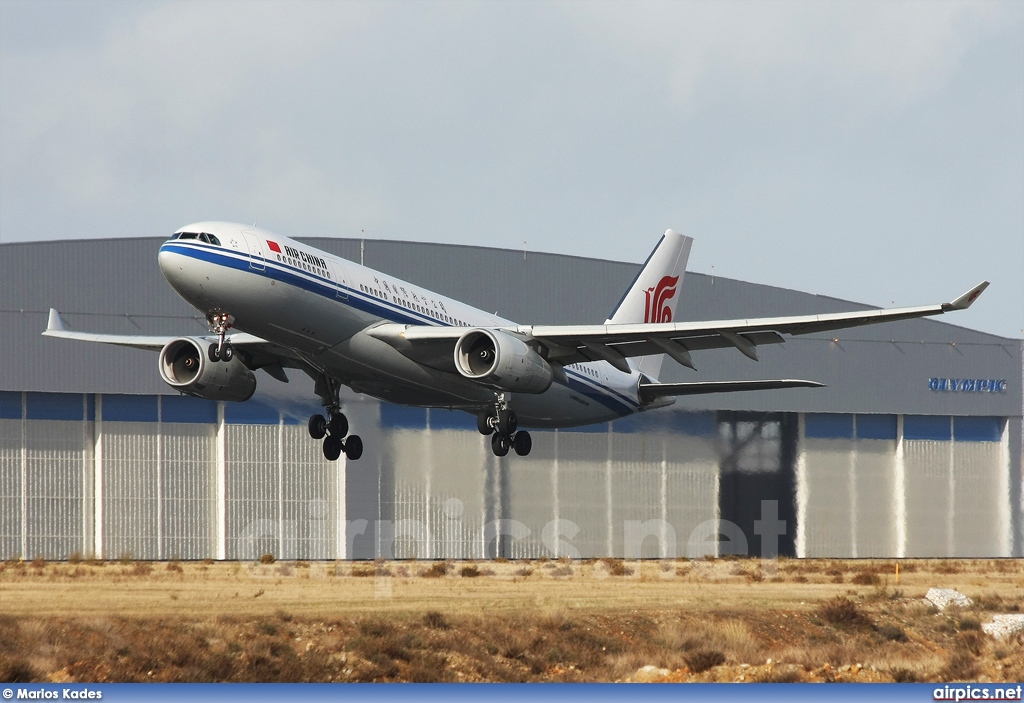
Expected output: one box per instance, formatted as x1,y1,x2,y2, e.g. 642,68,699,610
158,337,256,402
454,329,553,394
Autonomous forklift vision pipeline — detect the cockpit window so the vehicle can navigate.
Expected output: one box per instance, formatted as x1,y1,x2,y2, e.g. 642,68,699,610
172,231,220,245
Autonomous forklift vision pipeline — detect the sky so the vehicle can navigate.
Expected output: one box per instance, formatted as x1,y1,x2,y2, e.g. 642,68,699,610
1,0,1021,338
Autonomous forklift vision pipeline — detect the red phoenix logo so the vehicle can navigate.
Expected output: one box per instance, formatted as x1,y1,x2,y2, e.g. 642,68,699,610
644,275,679,324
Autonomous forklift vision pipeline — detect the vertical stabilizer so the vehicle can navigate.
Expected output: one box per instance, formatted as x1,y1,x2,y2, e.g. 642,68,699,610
605,229,693,380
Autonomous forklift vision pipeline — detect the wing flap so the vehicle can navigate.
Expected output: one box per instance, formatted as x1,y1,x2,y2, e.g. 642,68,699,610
638,379,825,402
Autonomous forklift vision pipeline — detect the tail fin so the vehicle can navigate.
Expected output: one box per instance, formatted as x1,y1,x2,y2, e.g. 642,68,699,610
605,229,693,380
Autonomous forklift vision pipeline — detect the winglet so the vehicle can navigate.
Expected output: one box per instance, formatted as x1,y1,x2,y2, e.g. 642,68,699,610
46,308,67,332
943,281,990,312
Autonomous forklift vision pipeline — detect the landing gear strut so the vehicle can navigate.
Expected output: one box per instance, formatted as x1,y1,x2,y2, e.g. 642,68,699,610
309,374,362,461
206,312,234,362
478,395,531,457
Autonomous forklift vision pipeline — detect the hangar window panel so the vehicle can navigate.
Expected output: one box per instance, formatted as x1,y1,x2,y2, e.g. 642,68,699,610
904,415,951,442
282,424,337,560
103,395,158,423
25,393,84,422
25,420,87,559
903,440,952,557
428,408,476,432
380,403,427,429
162,395,218,425
0,418,24,559
0,392,22,420
805,413,854,440
424,427,489,559
855,414,898,441
161,423,217,560
225,425,279,560
953,416,1003,443
224,402,278,426
103,422,160,560
951,441,1007,556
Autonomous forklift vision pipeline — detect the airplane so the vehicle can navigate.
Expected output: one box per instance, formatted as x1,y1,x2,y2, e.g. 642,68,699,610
43,222,989,461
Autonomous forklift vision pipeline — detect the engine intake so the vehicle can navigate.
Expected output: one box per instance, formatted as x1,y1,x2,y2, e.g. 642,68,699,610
158,337,256,402
454,329,553,394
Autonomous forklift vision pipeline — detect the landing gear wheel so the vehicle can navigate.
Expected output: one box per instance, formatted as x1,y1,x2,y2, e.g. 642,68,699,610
477,411,493,435
491,432,510,457
308,414,327,440
344,435,363,461
497,409,518,435
327,411,349,438
208,343,221,362
513,430,532,457
323,435,343,461
220,344,233,362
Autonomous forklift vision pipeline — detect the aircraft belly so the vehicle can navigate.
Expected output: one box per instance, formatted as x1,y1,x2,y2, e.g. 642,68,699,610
317,331,495,408
512,383,627,429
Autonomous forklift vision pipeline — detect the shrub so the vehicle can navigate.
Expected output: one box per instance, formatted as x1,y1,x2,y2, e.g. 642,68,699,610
258,553,275,565
166,561,183,573
460,565,481,578
685,649,726,673
877,623,908,642
423,611,450,630
422,562,449,578
940,651,978,681
0,655,39,683
31,556,45,569
890,667,920,683
852,572,880,585
817,597,870,629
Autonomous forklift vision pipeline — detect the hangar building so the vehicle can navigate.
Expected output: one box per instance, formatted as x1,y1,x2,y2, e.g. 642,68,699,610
1,236,1021,561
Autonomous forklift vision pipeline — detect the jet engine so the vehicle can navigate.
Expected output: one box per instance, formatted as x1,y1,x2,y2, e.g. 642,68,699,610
158,337,256,402
454,329,553,394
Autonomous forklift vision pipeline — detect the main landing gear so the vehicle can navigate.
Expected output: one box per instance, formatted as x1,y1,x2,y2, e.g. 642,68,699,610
310,374,362,461
308,409,362,461
206,312,234,362
477,396,531,457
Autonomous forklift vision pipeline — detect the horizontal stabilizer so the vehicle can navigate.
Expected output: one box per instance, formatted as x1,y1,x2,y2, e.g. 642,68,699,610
638,378,824,403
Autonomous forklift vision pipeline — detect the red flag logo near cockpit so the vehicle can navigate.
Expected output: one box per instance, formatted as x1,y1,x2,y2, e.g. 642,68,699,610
644,275,679,324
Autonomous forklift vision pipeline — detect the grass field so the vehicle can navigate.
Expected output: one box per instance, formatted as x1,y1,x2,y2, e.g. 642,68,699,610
1,557,1022,683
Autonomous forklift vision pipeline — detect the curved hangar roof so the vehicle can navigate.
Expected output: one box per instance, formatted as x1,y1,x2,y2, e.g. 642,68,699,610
1,236,1020,418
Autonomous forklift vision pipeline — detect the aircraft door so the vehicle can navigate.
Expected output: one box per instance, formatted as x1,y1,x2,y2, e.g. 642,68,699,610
241,231,266,271
330,258,349,299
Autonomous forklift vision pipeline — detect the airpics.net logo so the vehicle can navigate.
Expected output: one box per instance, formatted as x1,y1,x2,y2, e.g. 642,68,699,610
928,378,1008,393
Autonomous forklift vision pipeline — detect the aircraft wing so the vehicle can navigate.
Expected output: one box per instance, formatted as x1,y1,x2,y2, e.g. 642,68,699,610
42,308,306,380
370,281,990,373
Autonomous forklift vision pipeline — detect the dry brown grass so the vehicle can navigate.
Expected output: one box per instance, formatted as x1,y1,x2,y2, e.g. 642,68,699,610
1,558,1022,682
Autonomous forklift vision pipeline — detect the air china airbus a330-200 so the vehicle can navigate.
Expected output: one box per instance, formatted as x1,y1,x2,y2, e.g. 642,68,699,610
43,222,989,462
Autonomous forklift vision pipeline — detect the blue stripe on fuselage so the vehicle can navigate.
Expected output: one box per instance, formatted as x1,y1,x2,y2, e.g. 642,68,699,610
161,241,641,416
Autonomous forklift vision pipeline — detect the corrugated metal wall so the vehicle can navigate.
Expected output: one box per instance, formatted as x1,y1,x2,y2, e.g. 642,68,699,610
0,391,1014,560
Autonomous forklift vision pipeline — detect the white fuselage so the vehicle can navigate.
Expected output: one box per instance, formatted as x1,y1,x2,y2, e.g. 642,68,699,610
157,222,656,428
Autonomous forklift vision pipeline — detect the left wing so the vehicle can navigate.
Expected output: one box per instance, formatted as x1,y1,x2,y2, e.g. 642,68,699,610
42,308,306,381
369,281,989,373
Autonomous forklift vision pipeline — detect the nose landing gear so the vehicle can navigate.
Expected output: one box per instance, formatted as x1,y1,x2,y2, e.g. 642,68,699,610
478,396,531,457
206,312,234,362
